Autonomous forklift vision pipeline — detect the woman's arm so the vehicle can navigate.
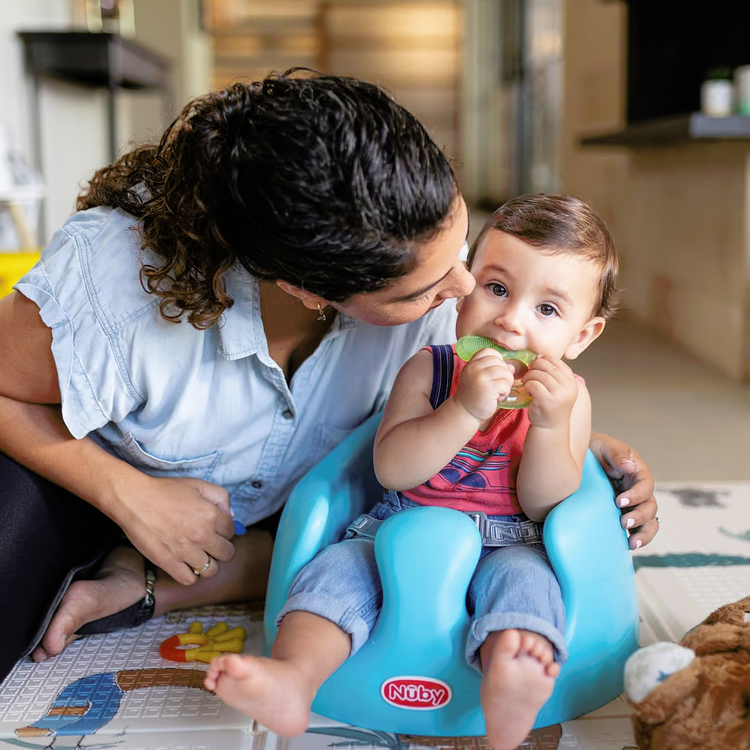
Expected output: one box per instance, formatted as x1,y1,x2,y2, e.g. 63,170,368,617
589,432,659,549
0,292,235,585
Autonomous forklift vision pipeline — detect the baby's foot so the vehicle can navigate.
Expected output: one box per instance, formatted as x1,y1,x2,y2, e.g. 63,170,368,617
205,653,314,737
480,629,560,750
32,545,146,662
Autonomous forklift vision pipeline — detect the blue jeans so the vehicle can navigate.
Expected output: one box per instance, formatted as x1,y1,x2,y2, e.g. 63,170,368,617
277,492,567,670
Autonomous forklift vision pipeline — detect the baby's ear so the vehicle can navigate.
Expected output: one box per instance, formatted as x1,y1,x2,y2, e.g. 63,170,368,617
564,317,606,360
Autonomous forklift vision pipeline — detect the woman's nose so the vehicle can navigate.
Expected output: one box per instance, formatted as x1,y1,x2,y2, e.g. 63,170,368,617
435,262,475,302
452,263,476,298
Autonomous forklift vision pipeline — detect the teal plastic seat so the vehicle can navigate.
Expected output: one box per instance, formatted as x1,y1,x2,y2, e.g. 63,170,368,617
264,412,639,735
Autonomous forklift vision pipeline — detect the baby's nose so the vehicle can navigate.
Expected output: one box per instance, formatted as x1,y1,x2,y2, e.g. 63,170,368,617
496,306,524,333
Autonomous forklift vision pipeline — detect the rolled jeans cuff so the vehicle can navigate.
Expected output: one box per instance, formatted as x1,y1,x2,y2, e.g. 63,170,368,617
466,612,568,672
276,592,372,658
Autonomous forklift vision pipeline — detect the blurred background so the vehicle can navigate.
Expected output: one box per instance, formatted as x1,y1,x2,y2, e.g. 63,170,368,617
1,0,749,479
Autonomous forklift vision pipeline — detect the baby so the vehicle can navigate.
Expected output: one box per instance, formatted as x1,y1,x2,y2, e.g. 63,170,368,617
206,193,618,750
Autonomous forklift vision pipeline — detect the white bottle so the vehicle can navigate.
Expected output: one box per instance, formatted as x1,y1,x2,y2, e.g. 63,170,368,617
701,79,734,117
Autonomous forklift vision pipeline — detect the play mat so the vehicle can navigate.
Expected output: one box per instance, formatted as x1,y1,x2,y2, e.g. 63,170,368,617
0,481,747,750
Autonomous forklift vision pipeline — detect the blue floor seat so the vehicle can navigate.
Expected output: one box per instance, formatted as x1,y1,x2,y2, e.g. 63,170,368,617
264,412,639,735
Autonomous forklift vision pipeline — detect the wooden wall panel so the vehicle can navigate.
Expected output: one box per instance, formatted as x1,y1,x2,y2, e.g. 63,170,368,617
203,0,462,162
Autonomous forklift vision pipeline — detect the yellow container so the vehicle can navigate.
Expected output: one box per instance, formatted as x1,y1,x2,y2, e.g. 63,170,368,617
0,251,41,297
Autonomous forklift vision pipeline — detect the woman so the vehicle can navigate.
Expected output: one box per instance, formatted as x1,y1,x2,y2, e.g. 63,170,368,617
0,70,658,683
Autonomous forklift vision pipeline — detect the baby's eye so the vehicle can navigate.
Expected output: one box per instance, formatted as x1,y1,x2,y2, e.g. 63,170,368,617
538,304,557,317
489,283,507,297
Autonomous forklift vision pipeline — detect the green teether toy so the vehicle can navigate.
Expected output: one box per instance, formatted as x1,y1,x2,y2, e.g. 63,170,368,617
456,335,537,409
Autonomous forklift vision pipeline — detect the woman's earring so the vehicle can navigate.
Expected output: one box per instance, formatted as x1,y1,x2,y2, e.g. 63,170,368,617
317,304,327,322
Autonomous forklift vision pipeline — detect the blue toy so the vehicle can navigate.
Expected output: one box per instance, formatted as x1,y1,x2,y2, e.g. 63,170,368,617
264,412,639,735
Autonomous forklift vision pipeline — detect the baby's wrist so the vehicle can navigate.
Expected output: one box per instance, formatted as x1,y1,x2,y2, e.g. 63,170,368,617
528,417,568,435
449,395,485,425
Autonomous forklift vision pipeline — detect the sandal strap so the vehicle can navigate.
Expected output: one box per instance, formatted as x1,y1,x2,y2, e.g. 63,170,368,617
76,559,157,636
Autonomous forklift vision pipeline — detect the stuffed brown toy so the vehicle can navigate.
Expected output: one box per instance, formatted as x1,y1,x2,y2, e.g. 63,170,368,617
624,594,750,749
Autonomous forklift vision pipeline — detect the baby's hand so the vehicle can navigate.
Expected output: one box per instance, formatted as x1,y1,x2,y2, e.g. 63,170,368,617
522,355,579,428
454,348,514,422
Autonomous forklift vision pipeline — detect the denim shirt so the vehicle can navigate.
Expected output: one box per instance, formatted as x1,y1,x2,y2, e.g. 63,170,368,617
16,207,457,525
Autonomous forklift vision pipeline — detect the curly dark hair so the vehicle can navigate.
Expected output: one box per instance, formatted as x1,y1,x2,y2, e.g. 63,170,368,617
467,194,620,319
77,69,458,329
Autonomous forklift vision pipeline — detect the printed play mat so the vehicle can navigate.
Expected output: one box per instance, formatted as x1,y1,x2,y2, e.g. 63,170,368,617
0,482,748,749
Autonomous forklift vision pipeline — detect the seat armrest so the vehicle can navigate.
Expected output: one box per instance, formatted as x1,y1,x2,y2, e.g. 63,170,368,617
264,412,383,650
543,449,638,650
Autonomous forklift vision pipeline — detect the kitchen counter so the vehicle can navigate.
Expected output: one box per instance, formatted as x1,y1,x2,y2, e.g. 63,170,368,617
580,113,750,147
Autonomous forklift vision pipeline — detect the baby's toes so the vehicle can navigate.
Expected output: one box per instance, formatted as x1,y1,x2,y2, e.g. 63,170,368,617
520,632,554,664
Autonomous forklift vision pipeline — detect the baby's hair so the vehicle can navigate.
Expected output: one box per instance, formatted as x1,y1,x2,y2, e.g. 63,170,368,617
467,194,619,319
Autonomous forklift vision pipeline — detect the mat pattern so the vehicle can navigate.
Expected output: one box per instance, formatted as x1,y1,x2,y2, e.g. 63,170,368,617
1,482,747,749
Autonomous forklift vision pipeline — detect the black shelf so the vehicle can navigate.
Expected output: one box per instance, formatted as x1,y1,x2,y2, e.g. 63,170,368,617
18,31,169,91
580,3,750,149
620,2,750,125
18,31,171,164
580,113,750,148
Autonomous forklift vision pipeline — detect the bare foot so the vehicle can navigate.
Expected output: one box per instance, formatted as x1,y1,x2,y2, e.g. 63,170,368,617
32,545,145,662
480,629,560,750
32,530,273,664
205,653,314,736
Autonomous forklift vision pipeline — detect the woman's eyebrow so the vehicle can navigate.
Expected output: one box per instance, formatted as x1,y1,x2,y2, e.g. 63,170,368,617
393,206,470,303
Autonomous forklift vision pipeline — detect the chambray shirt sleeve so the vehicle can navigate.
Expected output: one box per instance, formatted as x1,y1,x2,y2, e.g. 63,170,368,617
15,220,142,440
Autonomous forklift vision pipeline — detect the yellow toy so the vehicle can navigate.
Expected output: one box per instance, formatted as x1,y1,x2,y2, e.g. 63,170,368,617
159,621,246,663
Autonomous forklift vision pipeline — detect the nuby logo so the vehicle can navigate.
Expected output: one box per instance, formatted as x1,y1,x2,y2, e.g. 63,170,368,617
380,676,452,710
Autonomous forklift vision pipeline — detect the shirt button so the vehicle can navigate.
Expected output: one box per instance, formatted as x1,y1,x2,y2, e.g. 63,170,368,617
251,480,263,489
282,409,294,419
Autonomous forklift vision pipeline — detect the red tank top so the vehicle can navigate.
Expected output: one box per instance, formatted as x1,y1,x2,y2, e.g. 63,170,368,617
401,346,528,515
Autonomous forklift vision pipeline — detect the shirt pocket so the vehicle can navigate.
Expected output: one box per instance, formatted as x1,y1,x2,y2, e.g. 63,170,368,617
312,423,358,457
112,433,222,481
305,423,359,477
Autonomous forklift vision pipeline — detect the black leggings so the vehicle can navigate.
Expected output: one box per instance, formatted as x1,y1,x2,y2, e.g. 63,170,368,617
0,453,121,683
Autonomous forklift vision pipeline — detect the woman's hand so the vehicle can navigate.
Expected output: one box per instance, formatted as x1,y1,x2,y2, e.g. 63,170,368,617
0,292,237,585
114,473,237,586
589,432,659,549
